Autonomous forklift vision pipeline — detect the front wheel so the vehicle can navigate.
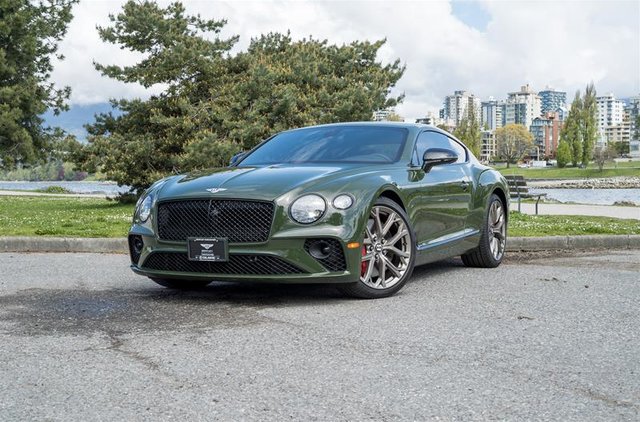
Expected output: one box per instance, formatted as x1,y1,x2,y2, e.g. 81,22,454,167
149,277,212,290
461,193,506,268
339,197,416,299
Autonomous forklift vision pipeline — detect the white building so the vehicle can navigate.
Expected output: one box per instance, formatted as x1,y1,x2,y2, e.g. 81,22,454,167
372,109,391,121
481,97,504,131
596,93,625,143
504,84,541,130
480,130,496,163
440,90,481,128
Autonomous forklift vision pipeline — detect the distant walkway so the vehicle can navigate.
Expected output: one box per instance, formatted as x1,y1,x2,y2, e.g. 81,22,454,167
0,190,111,199
513,201,640,220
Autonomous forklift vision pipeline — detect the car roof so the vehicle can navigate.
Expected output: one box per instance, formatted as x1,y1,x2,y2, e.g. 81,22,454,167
281,121,445,133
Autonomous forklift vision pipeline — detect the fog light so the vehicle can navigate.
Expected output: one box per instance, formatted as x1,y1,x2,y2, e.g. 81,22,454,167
133,236,144,254
308,240,332,259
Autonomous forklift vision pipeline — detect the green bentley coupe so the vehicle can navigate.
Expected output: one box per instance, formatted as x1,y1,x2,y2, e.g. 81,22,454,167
128,122,509,298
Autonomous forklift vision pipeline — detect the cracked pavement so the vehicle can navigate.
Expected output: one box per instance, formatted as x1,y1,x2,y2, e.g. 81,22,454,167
0,250,639,420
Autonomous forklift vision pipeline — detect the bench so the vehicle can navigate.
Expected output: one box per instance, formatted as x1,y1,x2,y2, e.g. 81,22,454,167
504,175,547,215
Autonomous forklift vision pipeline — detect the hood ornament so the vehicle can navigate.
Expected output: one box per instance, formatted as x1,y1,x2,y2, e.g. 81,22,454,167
206,188,227,194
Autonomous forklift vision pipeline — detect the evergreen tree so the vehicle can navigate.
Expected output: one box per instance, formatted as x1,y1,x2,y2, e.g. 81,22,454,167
77,1,405,191
581,82,597,166
560,91,583,167
556,140,571,168
0,0,77,169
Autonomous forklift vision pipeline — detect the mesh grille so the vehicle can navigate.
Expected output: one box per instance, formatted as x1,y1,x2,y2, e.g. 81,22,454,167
141,252,306,275
157,199,274,243
304,239,347,272
128,234,142,265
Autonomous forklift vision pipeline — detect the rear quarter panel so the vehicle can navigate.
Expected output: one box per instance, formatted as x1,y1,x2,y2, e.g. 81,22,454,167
467,167,510,234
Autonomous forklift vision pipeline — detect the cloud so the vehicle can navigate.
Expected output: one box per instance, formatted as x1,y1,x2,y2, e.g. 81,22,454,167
50,0,639,121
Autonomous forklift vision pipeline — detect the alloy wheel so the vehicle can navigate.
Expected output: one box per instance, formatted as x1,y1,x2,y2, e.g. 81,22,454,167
360,205,412,289
488,200,506,261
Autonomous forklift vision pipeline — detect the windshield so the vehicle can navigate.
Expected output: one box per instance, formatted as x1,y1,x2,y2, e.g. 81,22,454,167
239,126,408,166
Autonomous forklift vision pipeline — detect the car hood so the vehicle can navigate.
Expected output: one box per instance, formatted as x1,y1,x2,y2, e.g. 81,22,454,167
157,165,368,201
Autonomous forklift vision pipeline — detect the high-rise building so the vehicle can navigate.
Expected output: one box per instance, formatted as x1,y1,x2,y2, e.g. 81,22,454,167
539,87,567,113
530,112,563,159
440,90,481,127
481,97,504,131
504,84,541,129
596,93,625,143
480,130,496,162
626,96,639,137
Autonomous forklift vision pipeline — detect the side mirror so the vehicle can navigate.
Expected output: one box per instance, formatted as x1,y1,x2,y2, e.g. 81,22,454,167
229,152,246,166
422,148,457,172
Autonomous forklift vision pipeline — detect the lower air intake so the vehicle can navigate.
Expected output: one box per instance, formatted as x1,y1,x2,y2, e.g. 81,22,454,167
142,252,306,275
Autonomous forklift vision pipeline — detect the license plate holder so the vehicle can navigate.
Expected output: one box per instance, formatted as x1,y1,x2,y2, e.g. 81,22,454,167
187,238,228,262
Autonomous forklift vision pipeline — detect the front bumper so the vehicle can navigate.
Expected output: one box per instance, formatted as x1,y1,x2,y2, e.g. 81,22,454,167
128,229,361,284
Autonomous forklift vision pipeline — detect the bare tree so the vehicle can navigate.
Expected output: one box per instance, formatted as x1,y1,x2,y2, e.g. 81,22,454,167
593,144,616,171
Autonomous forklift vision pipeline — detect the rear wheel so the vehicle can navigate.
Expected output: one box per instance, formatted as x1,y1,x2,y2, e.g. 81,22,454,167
461,193,506,268
339,197,416,299
149,277,212,290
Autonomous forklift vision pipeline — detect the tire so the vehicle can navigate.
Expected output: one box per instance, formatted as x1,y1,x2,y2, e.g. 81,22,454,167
149,277,212,290
339,197,416,299
461,193,506,268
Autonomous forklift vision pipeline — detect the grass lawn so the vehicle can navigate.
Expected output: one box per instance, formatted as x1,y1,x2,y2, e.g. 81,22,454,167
0,196,134,238
508,212,640,237
1,196,639,239
497,165,640,179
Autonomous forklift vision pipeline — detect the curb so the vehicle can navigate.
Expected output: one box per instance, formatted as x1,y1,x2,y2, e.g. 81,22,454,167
0,237,127,253
505,235,640,251
1,235,640,254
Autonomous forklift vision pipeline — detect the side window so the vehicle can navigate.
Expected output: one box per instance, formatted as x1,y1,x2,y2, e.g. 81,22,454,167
413,131,467,165
445,136,467,163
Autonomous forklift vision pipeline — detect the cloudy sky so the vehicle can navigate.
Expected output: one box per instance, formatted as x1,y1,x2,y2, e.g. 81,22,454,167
51,0,640,121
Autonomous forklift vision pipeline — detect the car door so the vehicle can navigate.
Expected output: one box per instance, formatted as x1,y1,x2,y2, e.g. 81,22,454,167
404,130,473,249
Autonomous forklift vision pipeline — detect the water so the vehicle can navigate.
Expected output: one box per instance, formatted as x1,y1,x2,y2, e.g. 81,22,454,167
1,181,638,206
0,181,130,195
530,188,640,206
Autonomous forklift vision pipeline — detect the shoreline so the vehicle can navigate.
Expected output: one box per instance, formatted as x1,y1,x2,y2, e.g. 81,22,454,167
528,176,640,189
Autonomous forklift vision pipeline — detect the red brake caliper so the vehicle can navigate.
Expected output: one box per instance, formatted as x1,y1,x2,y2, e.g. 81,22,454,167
360,246,368,277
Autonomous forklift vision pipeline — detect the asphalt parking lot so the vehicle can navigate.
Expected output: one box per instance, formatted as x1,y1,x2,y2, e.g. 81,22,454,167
0,250,638,421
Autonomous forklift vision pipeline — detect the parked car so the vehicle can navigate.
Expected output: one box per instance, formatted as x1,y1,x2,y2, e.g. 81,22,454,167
128,123,509,298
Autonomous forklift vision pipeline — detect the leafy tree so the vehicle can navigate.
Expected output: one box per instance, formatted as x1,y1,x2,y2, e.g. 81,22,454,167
384,112,404,122
77,1,405,192
581,82,597,166
556,141,571,168
494,124,533,168
0,0,77,169
453,103,481,157
611,141,630,157
560,91,583,167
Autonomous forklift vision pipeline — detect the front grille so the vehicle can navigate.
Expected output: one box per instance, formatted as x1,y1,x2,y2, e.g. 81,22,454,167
157,199,274,243
304,238,347,272
141,252,306,275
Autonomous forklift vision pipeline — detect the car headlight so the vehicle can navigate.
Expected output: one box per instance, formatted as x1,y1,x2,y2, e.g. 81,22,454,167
290,194,326,224
332,194,354,210
136,194,153,222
